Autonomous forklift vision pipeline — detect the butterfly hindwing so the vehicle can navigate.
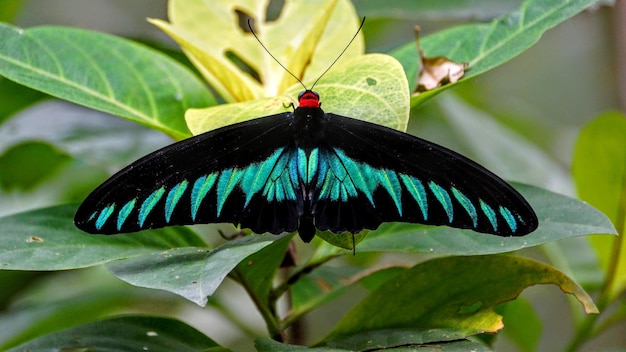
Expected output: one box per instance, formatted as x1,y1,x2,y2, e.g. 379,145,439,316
74,113,304,235
311,113,537,236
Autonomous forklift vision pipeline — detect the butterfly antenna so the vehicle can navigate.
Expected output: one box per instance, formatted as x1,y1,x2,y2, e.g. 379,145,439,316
248,17,366,92
248,19,307,91
310,16,365,91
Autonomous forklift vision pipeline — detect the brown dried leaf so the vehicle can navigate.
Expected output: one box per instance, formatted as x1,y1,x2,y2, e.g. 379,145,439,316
414,25,468,94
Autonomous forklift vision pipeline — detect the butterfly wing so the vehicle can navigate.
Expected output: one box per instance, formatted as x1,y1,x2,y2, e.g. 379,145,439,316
311,113,538,236
74,113,304,235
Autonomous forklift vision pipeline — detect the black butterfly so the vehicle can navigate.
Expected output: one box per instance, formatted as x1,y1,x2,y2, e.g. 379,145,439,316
74,19,537,243
74,87,537,242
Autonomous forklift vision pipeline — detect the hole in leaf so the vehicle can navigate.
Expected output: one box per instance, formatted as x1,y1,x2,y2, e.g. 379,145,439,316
234,9,253,33
266,0,284,21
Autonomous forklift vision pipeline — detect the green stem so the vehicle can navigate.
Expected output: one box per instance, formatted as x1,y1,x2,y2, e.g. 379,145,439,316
229,271,283,341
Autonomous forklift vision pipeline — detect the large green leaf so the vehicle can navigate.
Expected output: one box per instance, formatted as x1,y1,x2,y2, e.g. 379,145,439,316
151,0,363,102
6,316,227,352
106,234,283,306
0,204,207,270
186,54,410,134
323,255,597,350
572,110,626,300
390,0,604,99
0,23,215,139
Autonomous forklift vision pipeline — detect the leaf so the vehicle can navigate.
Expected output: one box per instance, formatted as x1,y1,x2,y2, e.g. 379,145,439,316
0,77,45,125
572,110,626,300
0,141,72,191
390,0,604,100
232,234,293,306
150,0,363,102
354,184,616,256
352,0,521,21
256,337,492,351
0,204,207,270
316,230,368,251
256,338,351,351
0,289,147,350
6,316,227,352
186,54,410,134
285,266,403,327
0,23,215,139
322,255,597,350
106,234,283,306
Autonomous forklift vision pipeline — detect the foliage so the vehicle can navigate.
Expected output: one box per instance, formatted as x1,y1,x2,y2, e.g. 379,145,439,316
0,0,622,351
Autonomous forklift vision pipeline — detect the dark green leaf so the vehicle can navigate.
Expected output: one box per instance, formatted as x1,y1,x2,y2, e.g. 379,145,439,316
0,141,71,190
232,234,293,315
6,316,227,352
0,77,46,124
323,255,597,350
106,234,283,306
0,23,215,139
0,204,207,270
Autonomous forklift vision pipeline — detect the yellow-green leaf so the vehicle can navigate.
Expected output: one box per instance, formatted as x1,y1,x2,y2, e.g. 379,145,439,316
150,0,363,102
323,255,597,350
186,54,410,134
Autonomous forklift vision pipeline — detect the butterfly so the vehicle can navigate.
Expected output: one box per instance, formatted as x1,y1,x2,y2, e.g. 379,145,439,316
74,86,538,242
74,19,538,243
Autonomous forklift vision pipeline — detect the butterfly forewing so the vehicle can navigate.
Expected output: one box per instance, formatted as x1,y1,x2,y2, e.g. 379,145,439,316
74,113,304,235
